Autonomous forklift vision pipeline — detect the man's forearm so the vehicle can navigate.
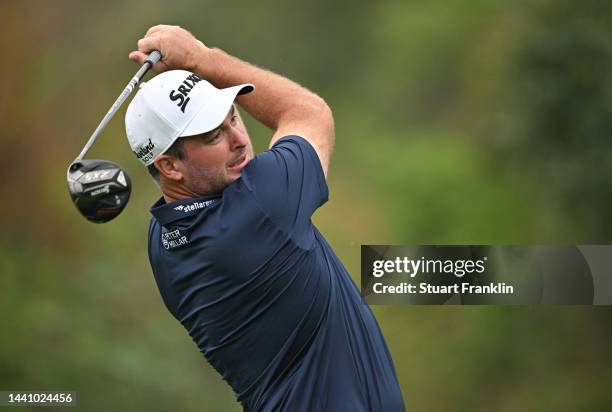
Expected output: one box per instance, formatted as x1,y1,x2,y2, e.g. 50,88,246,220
195,48,308,129
194,48,333,155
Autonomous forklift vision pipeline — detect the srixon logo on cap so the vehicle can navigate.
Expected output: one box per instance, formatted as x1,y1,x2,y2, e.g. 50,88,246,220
169,73,203,113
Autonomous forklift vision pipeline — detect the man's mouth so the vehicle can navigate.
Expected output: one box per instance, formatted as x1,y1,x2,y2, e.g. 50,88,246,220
227,153,248,171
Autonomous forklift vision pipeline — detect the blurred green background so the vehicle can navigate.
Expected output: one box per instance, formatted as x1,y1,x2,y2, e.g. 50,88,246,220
2,0,612,410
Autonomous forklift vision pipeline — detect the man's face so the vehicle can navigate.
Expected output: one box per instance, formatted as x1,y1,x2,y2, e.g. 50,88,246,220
178,105,254,195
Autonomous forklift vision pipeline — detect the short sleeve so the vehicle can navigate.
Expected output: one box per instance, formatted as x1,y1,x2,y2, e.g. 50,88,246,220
241,135,328,237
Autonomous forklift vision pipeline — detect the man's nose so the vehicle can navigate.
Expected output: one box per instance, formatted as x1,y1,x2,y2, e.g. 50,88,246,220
229,128,248,150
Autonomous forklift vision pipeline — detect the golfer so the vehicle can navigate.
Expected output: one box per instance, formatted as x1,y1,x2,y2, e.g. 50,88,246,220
125,25,405,412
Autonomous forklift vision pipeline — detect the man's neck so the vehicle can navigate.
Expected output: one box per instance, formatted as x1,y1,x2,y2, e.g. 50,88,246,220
160,181,200,204
159,178,222,204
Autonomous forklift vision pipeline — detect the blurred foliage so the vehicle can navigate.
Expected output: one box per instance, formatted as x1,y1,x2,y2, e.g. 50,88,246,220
1,0,612,411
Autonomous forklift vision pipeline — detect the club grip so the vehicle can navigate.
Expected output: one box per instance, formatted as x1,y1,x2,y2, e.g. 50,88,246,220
145,50,162,66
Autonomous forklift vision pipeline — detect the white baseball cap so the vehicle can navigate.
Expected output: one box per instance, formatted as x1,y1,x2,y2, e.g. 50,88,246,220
125,70,254,166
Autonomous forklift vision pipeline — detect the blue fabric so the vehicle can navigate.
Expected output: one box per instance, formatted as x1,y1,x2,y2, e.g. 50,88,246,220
148,135,405,411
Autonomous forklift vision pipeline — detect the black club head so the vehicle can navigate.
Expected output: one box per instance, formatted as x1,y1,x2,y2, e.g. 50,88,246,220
67,159,131,223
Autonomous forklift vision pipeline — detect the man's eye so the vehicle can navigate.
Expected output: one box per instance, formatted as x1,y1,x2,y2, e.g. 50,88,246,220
230,115,238,126
205,132,221,144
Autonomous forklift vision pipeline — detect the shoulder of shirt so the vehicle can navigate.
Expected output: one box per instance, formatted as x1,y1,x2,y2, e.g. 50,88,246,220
271,135,312,149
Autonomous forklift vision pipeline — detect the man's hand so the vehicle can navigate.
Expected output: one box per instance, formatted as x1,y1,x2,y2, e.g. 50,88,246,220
129,25,209,73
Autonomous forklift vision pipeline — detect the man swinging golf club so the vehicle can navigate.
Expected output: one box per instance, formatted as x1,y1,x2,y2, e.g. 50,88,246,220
126,24,405,412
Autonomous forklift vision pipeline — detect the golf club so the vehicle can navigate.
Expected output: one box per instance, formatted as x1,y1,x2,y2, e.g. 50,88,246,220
67,50,161,223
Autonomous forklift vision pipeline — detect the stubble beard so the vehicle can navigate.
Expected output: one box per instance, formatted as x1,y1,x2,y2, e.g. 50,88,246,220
184,144,254,196
184,162,231,196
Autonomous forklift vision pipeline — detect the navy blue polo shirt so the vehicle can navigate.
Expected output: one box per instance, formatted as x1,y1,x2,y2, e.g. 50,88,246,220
148,136,405,412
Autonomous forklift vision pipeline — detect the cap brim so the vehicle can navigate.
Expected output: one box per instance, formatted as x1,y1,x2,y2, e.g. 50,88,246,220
180,84,254,138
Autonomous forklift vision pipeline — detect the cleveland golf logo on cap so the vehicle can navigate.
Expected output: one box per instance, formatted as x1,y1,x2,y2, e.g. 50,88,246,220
169,73,203,113
134,138,155,163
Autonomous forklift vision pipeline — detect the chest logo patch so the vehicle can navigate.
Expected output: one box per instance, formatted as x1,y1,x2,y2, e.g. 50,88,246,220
161,229,189,250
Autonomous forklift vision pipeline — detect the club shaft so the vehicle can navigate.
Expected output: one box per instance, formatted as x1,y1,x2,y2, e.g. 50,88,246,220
74,51,161,162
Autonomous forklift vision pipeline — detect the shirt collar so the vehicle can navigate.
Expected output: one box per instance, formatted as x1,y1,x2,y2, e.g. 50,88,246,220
150,194,221,225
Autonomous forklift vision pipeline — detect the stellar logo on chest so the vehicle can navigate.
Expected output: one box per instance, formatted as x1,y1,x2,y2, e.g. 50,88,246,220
168,73,203,113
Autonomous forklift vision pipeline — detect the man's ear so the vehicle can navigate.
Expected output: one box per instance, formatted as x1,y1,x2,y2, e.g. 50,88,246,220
154,155,184,181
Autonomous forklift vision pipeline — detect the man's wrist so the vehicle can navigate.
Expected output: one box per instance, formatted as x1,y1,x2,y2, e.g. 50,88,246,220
191,46,220,80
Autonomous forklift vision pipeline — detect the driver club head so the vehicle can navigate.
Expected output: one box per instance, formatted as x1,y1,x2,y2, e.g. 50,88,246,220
67,159,131,223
